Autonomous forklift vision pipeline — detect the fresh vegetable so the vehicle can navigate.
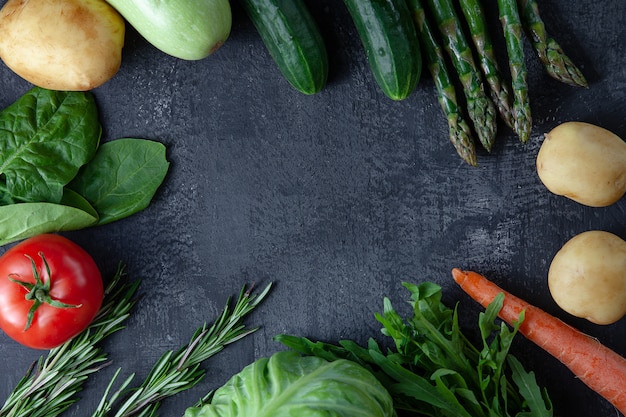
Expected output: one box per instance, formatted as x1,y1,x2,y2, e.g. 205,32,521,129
517,0,587,88
548,230,626,325
93,283,272,417
452,268,626,415
424,0,497,151
240,0,329,95
0,234,103,349
0,87,169,245
0,0,124,91
0,198,99,245
1,279,270,417
407,0,477,167
277,281,552,417
68,138,170,225
344,0,422,101
0,88,101,204
536,121,626,207
105,0,231,60
0,265,138,417
497,0,532,143
184,350,395,417
459,0,514,129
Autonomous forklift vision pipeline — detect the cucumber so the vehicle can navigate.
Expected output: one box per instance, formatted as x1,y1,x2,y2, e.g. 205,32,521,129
344,0,422,100
240,0,329,95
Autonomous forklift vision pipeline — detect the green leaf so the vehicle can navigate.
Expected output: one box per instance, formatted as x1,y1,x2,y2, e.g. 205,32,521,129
508,355,553,417
369,350,471,417
69,138,169,225
0,199,98,246
184,351,395,417
278,281,553,417
479,292,504,344
61,188,99,219
0,87,101,203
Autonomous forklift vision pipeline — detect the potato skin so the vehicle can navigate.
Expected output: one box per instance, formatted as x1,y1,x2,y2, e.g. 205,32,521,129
548,230,626,325
536,121,626,207
0,0,125,91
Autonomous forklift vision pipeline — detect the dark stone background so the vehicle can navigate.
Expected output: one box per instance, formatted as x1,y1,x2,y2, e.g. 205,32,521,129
0,1,624,416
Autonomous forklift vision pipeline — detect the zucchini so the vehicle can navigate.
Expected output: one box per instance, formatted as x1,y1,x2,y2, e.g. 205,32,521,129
240,0,328,95
105,0,232,60
344,0,422,100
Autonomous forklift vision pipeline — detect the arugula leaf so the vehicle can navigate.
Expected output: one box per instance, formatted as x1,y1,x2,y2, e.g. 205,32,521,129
0,87,101,203
508,355,553,417
276,282,553,417
69,138,169,225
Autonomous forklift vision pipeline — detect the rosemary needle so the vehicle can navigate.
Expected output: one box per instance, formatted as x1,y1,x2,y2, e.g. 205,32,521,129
91,282,272,417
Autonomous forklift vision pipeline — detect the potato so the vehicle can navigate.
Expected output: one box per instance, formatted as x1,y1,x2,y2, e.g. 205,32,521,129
0,0,125,91
536,121,626,207
548,230,626,325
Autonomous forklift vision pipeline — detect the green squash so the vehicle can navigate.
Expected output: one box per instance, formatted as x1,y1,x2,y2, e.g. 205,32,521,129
106,0,232,60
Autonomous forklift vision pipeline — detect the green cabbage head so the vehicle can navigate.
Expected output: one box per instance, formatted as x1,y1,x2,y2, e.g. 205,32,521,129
184,350,395,417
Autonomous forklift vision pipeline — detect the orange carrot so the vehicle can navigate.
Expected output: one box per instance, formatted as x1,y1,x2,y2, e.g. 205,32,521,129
451,268,626,415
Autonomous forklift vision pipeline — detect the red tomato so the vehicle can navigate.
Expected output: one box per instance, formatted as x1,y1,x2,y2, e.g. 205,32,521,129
0,234,103,349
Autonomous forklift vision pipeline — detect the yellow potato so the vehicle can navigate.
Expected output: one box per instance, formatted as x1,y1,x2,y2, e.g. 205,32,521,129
548,230,626,325
536,121,626,207
0,0,125,91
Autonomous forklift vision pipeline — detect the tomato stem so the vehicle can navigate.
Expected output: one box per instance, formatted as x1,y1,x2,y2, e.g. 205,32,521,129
8,252,82,331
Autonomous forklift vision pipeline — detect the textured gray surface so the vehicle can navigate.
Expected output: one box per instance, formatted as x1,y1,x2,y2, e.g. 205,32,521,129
0,0,625,416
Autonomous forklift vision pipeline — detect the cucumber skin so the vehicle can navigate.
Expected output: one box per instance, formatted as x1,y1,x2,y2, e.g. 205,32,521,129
344,0,422,100
241,0,329,95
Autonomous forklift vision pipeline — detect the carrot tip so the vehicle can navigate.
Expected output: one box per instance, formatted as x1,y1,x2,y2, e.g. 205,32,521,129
451,268,465,283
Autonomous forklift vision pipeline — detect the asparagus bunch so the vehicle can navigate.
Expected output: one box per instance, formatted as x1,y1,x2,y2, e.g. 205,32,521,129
407,0,477,166
402,0,586,162
424,0,497,153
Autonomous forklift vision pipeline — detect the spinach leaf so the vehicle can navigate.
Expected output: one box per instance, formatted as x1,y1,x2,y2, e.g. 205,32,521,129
68,138,169,225
0,87,101,203
0,199,98,246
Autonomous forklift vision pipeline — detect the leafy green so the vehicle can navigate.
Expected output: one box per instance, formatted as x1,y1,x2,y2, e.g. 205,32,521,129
0,87,169,245
184,350,396,417
0,87,101,204
69,138,170,225
0,199,98,246
276,282,553,417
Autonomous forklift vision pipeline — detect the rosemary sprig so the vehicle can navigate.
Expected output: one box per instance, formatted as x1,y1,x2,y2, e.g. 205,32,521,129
91,282,272,417
0,264,140,417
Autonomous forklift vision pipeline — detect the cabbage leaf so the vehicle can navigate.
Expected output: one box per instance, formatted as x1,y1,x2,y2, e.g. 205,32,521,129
184,350,395,417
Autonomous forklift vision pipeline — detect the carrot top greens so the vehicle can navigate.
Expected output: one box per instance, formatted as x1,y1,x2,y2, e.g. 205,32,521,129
276,281,553,417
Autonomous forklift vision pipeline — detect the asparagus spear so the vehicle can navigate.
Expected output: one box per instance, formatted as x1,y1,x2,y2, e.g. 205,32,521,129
458,0,515,129
424,0,497,152
517,0,587,87
497,0,532,143
406,0,477,166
